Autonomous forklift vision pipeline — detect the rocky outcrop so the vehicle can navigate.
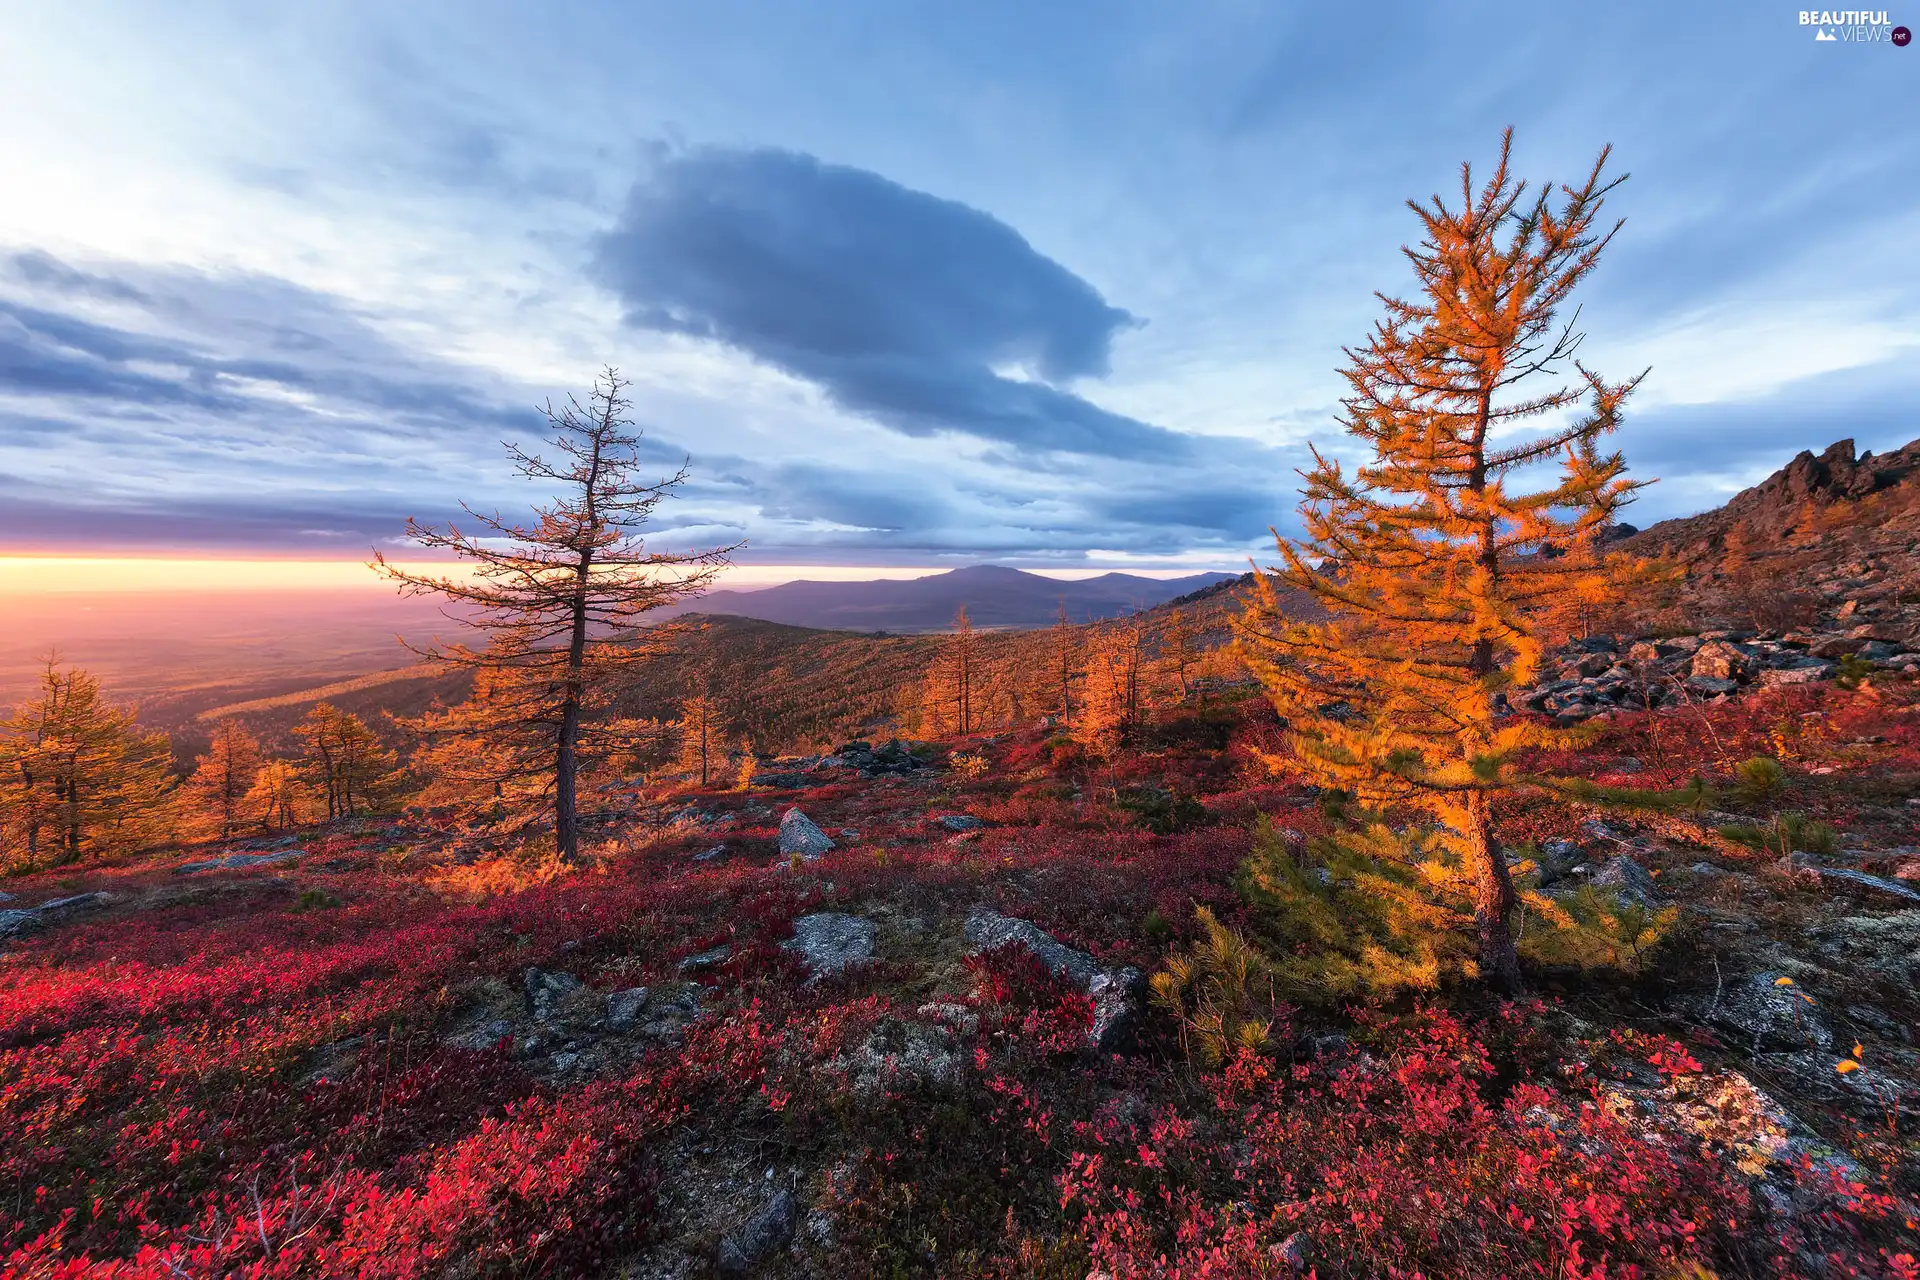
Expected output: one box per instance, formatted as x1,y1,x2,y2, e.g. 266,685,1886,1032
784,913,876,980
1502,628,1916,723
0,892,112,942
964,906,1143,1052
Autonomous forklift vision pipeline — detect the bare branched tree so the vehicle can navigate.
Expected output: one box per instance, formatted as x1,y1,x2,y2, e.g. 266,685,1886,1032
372,367,739,861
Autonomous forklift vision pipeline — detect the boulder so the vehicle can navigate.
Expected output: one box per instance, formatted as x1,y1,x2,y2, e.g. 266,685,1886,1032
605,987,651,1032
778,808,835,859
1591,855,1666,909
1757,663,1834,689
1691,972,1832,1053
937,814,987,832
692,843,729,863
784,913,876,980
963,906,1142,1052
716,1189,799,1275
0,892,111,942
1691,640,1756,682
1685,675,1738,697
1812,867,1920,902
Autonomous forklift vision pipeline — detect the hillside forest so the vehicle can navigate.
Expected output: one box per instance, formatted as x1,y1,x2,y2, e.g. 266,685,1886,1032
2,137,1918,1278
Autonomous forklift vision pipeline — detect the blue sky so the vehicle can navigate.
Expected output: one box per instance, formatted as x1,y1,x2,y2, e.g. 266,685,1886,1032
0,1,1914,573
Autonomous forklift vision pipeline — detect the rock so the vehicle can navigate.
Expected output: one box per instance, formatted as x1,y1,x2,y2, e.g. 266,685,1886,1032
1685,675,1738,696
1590,855,1666,909
778,808,835,859
175,849,300,874
965,907,1101,987
784,913,876,980
937,814,987,832
1808,635,1867,659
716,1188,799,1275
679,945,732,973
1087,967,1145,1052
605,987,651,1032
1807,913,1920,986
1691,640,1756,682
963,907,1141,1051
0,892,112,942
1812,867,1920,902
838,828,860,839
523,968,583,1021
446,1018,513,1051
1272,1231,1313,1271
693,843,729,863
1691,972,1832,1053
1757,663,1834,689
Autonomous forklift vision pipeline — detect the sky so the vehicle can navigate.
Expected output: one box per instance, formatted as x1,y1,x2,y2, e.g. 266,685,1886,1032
1,1,1915,587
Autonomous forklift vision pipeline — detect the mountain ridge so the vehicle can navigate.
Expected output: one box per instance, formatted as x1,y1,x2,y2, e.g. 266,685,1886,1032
664,564,1238,631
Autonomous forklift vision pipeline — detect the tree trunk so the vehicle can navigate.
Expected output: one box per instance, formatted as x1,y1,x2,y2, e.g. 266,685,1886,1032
1465,792,1522,992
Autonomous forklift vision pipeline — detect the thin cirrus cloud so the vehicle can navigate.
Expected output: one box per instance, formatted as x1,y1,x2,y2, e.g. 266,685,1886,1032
589,146,1199,463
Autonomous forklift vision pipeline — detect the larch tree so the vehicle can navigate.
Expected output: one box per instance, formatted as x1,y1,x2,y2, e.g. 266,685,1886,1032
0,659,176,866
373,368,736,862
296,704,399,821
244,760,304,830
1050,602,1080,723
1073,613,1148,753
936,606,979,736
187,720,264,839
1235,131,1646,992
673,691,726,787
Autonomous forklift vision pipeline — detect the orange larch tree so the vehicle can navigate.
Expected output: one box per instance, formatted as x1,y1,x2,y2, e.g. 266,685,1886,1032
375,368,736,861
186,720,263,839
1236,131,1647,991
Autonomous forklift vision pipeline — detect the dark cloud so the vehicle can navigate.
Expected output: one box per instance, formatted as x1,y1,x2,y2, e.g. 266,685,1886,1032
590,146,1189,459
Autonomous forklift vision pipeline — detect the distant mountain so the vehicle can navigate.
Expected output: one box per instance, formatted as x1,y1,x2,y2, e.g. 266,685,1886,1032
672,565,1239,632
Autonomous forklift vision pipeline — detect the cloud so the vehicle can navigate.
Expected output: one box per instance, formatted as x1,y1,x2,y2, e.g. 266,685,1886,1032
590,146,1193,459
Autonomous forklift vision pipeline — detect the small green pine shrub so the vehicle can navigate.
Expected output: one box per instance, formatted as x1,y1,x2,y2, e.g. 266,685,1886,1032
1718,811,1835,859
1235,816,1475,1001
1148,906,1274,1066
1140,907,1172,944
1732,756,1787,806
293,889,341,912
1835,654,1876,688
1516,885,1677,974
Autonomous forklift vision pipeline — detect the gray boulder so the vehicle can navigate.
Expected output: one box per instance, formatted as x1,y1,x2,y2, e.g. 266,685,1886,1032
1692,972,1833,1053
963,906,1142,1051
937,814,987,832
605,987,651,1032
1692,640,1757,682
1591,855,1666,909
1757,662,1835,689
0,892,111,942
778,808,835,859
784,913,876,980
717,1188,799,1275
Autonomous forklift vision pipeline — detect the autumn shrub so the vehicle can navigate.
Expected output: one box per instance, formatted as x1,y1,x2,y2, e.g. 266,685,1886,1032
1058,1004,1761,1280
